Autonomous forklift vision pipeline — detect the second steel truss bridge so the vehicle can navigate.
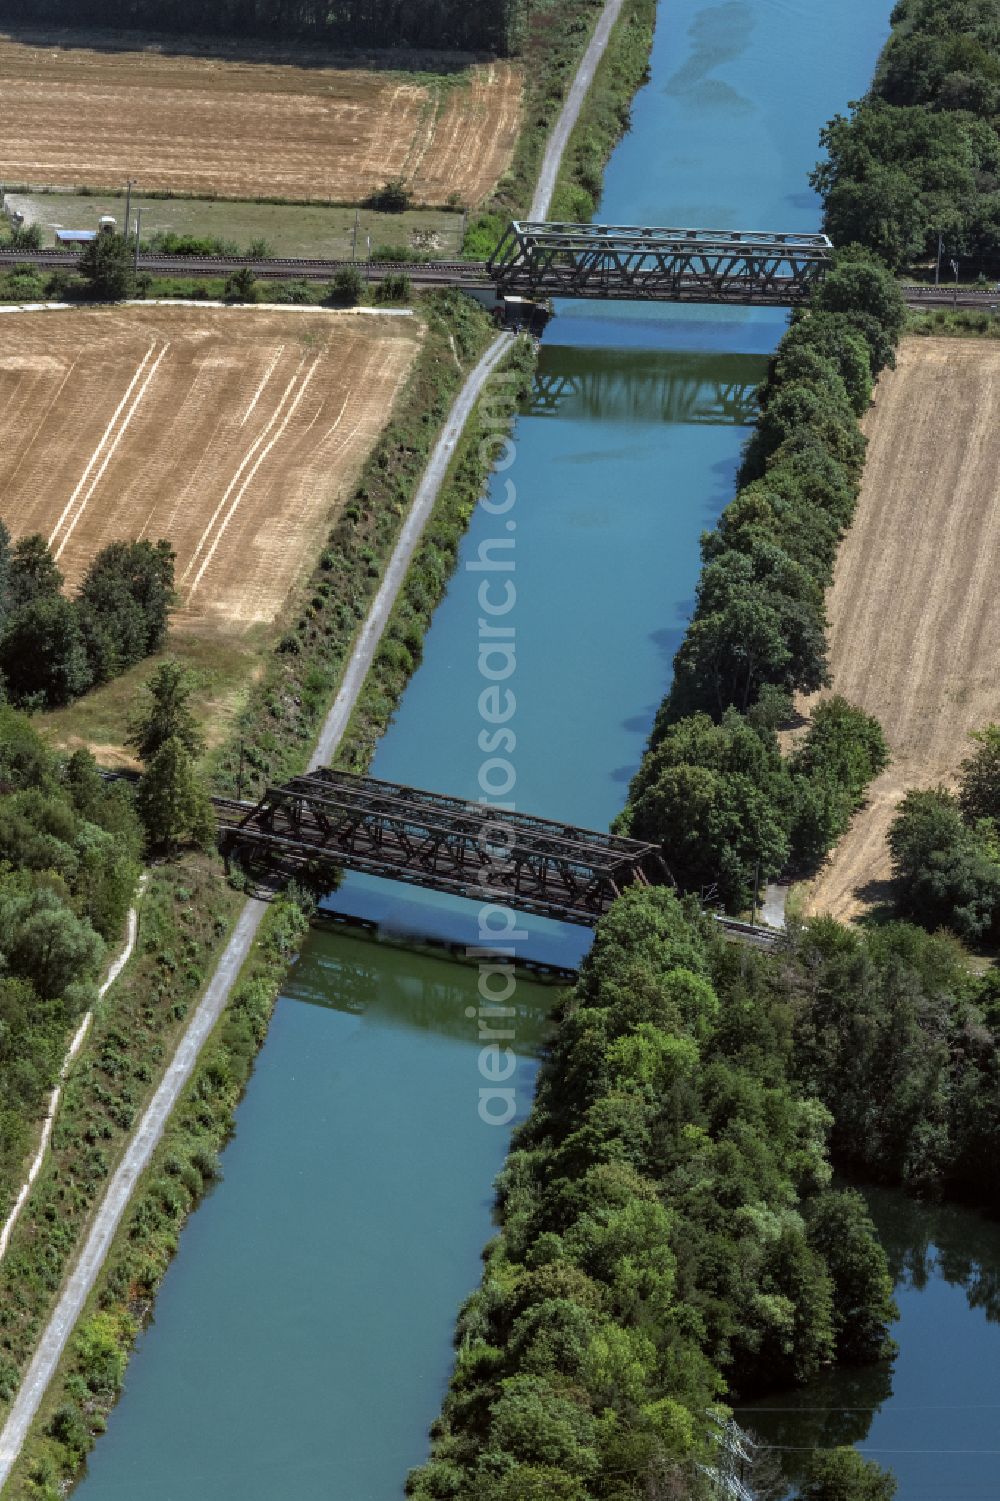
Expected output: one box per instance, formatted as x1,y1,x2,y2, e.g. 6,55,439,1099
216,770,671,927
488,221,834,305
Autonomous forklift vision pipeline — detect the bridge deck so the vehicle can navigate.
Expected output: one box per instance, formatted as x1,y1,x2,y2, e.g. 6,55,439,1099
217,770,670,925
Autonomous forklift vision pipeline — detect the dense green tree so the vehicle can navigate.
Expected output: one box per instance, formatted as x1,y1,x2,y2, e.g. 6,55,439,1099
626,712,792,908
224,266,258,303
778,313,874,415
791,696,889,808
888,787,1000,941
0,525,169,705
126,661,204,762
0,595,92,707
410,889,900,1500
814,104,1000,268
958,724,1000,826
0,708,142,1220
5,533,63,614
693,541,830,698
135,736,215,850
64,747,108,819
807,1191,897,1364
801,1447,897,1501
79,231,135,301
331,266,365,305
811,250,907,376
0,881,104,999
669,595,793,718
741,370,865,485
0,702,58,791
0,519,11,625
77,539,175,681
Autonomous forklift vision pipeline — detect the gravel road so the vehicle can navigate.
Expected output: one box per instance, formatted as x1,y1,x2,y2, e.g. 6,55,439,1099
530,0,626,220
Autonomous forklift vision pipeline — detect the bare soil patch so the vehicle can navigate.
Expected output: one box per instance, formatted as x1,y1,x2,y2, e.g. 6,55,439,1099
0,305,421,635
801,337,1000,920
0,31,522,205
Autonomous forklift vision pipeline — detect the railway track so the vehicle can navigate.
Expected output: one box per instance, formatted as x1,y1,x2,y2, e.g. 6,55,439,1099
901,283,1000,309
4,249,997,311
0,245,492,286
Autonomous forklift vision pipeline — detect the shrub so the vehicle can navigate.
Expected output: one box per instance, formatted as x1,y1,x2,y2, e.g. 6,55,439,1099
376,272,412,303
367,178,412,212
330,266,365,305
224,265,258,302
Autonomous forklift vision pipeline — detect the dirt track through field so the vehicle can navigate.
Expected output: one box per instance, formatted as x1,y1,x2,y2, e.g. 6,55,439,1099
0,306,420,633
802,337,1000,919
0,33,521,205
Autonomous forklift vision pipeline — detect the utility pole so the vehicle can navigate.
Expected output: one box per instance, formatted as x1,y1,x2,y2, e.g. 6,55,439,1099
352,208,359,262
750,857,760,931
952,257,960,308
133,207,142,279
935,231,943,286
123,177,134,240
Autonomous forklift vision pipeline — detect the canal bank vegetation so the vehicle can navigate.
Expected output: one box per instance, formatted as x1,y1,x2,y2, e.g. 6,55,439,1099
813,0,1000,274
406,888,899,1501
615,250,906,911
5,892,310,1499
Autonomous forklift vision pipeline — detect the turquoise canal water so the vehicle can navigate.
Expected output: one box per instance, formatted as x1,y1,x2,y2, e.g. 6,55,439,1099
68,4,948,1499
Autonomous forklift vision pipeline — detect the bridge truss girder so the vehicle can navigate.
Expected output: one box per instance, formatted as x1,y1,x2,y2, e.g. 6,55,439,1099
217,770,671,926
489,221,833,305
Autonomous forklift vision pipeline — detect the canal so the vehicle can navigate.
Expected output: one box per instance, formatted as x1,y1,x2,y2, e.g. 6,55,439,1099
67,3,972,1499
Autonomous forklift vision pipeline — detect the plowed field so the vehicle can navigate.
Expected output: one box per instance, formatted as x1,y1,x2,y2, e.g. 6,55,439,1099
0,32,522,205
801,337,1000,920
0,305,420,634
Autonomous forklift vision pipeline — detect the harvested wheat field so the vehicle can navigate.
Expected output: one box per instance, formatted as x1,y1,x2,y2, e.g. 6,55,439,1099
0,31,521,204
0,305,421,634
802,337,1000,920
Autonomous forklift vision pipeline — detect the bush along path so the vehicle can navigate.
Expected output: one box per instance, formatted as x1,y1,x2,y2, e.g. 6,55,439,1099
0,880,146,1268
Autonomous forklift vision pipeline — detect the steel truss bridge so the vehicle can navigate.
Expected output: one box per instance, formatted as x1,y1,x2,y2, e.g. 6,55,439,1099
488,222,834,306
216,770,671,927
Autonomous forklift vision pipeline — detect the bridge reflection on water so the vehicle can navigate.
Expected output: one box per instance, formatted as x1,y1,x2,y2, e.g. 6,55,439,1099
526,347,761,426
282,924,558,1052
